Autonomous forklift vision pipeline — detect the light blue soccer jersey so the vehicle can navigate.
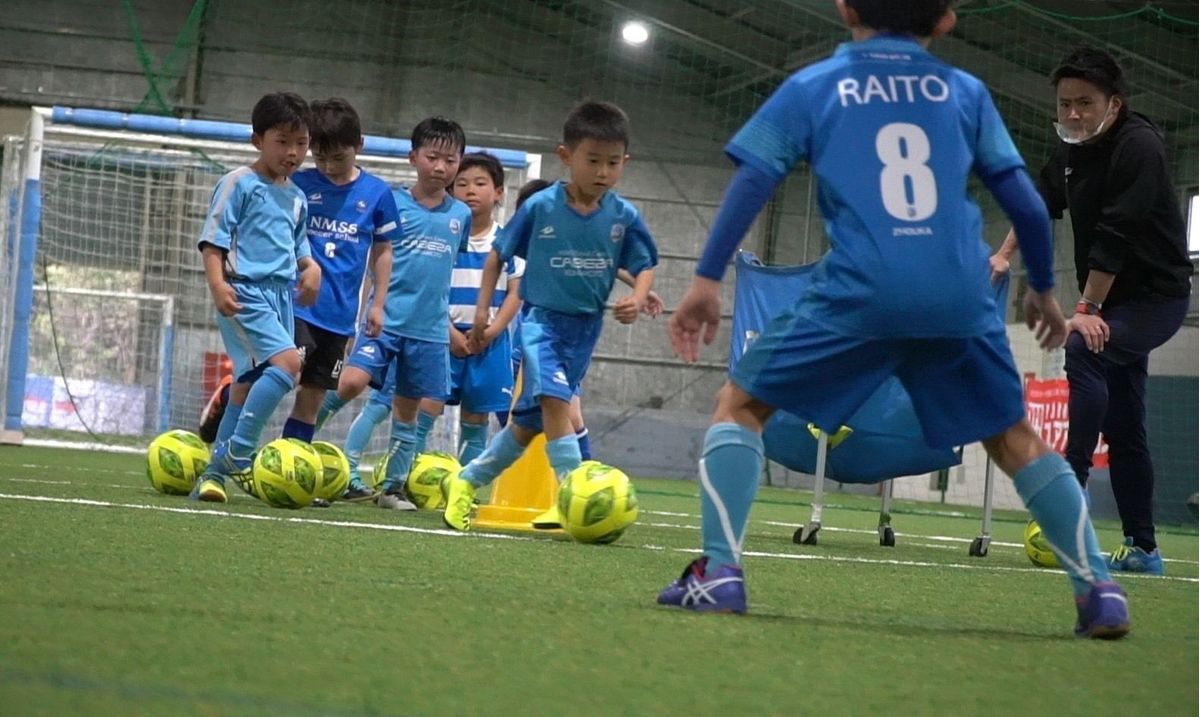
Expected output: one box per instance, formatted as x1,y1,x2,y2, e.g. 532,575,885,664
382,188,472,343
291,168,399,336
447,221,523,330
496,182,658,315
727,35,1024,338
197,166,310,282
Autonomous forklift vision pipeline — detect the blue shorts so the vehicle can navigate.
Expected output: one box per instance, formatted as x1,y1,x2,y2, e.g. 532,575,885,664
444,328,514,413
217,279,295,382
510,312,583,399
511,307,602,431
732,308,1025,449
346,331,449,401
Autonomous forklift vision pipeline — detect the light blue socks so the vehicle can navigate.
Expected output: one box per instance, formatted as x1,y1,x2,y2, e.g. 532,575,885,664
344,401,390,484
461,426,525,488
458,421,489,465
414,410,438,454
546,435,582,482
229,366,294,458
381,420,416,493
315,390,347,431
698,422,764,576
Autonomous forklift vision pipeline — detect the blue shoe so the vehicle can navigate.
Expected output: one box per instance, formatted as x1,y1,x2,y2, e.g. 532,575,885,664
1109,537,1164,575
656,557,746,614
1074,581,1130,639
188,476,227,503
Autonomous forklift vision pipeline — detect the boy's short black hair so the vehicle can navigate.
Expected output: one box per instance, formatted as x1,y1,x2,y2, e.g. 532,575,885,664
562,101,630,150
251,92,311,136
516,179,552,209
1051,47,1128,99
412,116,466,155
457,152,505,188
845,0,953,37
309,97,362,153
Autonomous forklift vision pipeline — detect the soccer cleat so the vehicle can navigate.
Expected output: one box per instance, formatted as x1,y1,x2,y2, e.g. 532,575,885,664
189,477,228,503
198,375,232,444
1074,581,1130,639
656,557,747,614
441,474,476,531
341,480,376,503
531,505,562,530
311,498,332,508
375,489,417,511
1108,537,1164,575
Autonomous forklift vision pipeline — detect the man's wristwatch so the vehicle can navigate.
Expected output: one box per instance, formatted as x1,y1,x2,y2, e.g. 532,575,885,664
1075,297,1102,316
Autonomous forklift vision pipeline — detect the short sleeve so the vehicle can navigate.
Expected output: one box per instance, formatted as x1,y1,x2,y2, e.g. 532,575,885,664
197,173,243,252
618,213,658,276
724,76,810,179
374,188,400,242
496,203,533,261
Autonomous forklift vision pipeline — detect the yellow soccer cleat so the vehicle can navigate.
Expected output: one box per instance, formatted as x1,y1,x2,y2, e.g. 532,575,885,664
531,505,562,530
191,477,228,503
441,474,476,531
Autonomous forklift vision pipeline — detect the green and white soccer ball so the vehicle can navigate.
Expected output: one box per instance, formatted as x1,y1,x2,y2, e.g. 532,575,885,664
146,429,211,495
371,453,389,491
405,451,459,510
1024,519,1060,568
311,441,351,501
244,438,321,509
558,460,639,544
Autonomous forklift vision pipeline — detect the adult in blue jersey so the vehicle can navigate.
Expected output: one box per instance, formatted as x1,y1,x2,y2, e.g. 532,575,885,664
191,93,321,504
440,101,658,532
282,100,396,468
317,117,472,510
655,0,1129,639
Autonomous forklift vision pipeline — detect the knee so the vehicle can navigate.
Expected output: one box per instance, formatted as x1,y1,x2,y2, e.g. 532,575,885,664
336,368,368,400
712,382,772,430
272,352,302,383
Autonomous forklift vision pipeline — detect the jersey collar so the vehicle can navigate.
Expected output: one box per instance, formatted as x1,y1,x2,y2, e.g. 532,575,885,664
835,34,929,59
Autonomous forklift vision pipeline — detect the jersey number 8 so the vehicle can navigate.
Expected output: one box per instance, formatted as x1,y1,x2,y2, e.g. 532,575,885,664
875,123,937,222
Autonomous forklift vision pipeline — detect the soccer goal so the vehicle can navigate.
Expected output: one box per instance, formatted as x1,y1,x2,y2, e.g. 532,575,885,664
0,106,541,448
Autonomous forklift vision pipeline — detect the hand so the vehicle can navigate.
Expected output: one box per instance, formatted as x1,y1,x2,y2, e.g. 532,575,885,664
668,277,722,363
467,322,488,354
364,306,383,338
988,253,1010,285
1021,289,1068,350
613,295,644,324
642,290,664,318
209,281,242,317
450,327,472,358
1068,313,1110,353
296,264,321,307
477,324,500,351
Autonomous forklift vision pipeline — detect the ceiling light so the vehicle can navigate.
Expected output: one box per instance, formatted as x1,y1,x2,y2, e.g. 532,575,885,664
621,21,649,45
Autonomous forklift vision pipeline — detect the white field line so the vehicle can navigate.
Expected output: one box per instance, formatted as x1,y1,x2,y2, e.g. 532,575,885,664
0,491,1194,585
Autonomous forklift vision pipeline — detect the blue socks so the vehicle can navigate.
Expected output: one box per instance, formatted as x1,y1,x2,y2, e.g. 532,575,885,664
229,366,294,458
458,421,489,465
461,426,525,488
698,422,764,576
1013,452,1111,597
281,417,314,443
575,427,592,461
381,420,416,493
315,391,347,431
414,410,438,454
214,398,243,446
344,401,390,484
546,435,582,481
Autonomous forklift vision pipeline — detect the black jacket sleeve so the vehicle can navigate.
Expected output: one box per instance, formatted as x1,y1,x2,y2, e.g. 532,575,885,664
1089,126,1171,274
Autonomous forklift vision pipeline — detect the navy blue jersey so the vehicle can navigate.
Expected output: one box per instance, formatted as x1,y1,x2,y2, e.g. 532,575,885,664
292,168,399,336
728,35,1024,338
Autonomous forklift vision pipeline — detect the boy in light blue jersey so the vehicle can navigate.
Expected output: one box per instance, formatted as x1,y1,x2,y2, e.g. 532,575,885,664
655,0,1128,639
441,101,658,532
414,152,524,464
282,100,396,486
317,117,472,510
191,92,321,503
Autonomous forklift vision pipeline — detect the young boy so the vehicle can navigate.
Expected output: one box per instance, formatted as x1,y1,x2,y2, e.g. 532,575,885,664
282,99,397,461
413,152,524,464
316,117,472,510
440,100,658,532
191,92,321,502
656,0,1129,639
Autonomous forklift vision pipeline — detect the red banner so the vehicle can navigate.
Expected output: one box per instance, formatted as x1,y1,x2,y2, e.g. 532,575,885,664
1024,375,1108,468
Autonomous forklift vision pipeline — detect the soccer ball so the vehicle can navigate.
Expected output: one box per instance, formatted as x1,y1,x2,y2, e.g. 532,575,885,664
1024,520,1060,568
558,461,638,544
371,454,389,490
406,451,459,510
146,429,211,495
244,438,321,509
311,441,350,501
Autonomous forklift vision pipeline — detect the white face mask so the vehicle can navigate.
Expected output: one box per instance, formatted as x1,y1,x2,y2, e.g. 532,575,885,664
1054,98,1116,145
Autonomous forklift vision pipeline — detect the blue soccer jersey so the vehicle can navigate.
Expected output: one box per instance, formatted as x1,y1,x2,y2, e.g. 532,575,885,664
496,182,658,315
291,168,399,337
382,188,472,343
727,35,1024,338
447,221,523,330
197,166,310,282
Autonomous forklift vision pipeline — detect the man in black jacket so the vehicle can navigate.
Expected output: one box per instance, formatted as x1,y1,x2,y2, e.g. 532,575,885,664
991,48,1192,575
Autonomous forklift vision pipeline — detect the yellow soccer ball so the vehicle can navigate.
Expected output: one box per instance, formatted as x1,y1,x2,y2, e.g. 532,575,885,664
1024,520,1060,568
371,454,389,491
245,438,321,509
311,441,350,501
558,461,639,544
146,430,211,495
405,451,460,510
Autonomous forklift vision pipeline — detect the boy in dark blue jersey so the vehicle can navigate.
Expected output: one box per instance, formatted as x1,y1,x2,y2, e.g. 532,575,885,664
656,0,1129,639
441,101,658,532
191,92,321,503
317,117,472,510
283,100,397,489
